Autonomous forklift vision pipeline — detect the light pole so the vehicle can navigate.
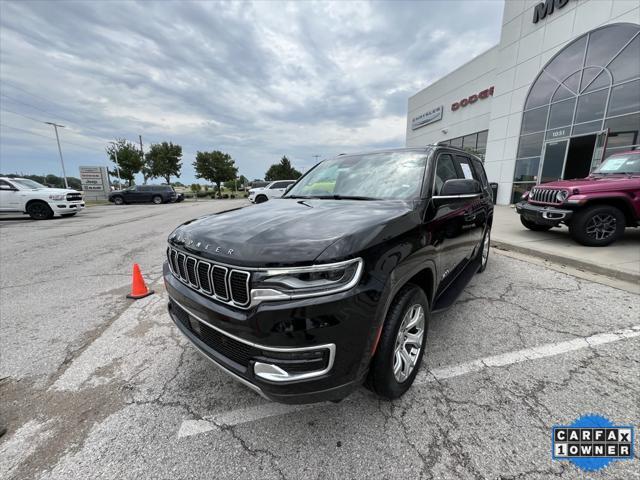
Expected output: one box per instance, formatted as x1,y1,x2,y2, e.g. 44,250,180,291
44,122,69,188
108,141,123,189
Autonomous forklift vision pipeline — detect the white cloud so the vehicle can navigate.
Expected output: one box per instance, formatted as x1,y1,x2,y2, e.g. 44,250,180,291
0,0,503,182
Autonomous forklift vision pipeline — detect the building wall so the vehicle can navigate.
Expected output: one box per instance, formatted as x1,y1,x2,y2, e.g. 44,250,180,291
406,47,498,147
486,0,640,204
406,0,639,204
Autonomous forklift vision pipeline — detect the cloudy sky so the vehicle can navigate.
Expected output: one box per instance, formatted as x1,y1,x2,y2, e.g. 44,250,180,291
0,1,503,184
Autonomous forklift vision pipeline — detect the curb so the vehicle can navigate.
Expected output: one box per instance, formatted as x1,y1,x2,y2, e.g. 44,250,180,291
491,240,640,284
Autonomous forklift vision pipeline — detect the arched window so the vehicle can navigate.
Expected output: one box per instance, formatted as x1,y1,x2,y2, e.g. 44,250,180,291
512,23,640,202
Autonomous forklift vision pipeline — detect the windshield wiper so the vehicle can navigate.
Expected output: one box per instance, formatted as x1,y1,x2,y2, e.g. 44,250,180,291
284,195,314,199
314,195,378,201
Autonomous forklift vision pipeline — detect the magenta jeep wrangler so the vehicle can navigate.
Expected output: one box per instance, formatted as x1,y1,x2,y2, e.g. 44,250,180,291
516,151,640,246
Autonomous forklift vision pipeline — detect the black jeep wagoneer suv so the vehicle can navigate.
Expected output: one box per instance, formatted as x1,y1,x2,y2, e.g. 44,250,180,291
164,147,493,403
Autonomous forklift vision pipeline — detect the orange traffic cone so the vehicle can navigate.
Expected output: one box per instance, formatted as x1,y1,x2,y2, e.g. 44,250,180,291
127,264,154,299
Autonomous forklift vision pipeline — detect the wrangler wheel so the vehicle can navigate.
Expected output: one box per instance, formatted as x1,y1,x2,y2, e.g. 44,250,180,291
366,284,429,399
569,205,625,246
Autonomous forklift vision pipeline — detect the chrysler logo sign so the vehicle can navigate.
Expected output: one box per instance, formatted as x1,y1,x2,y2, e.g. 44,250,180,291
411,105,443,130
451,86,494,111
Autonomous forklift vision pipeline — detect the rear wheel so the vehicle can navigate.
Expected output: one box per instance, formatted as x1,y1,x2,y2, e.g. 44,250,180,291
152,195,163,204
113,196,125,205
27,201,53,220
520,216,552,231
477,228,490,273
255,195,268,204
366,284,429,399
569,205,625,246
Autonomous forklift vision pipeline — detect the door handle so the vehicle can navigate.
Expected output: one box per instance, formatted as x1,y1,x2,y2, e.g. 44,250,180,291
464,213,476,222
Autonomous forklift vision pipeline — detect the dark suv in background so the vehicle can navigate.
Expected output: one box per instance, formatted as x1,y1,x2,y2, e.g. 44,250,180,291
164,147,493,403
109,185,177,205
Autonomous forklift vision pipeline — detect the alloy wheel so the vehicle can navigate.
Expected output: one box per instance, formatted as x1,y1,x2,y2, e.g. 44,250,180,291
482,231,490,267
585,214,616,241
393,304,425,383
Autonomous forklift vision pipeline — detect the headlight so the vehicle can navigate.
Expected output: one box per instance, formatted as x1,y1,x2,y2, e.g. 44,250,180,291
49,194,65,200
555,190,568,202
522,190,531,200
251,258,363,302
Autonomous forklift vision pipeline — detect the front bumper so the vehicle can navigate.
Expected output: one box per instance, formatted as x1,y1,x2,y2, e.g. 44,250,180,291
51,201,85,214
516,201,574,226
163,262,380,403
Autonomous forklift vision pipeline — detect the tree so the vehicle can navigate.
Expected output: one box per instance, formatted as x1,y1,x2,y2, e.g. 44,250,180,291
106,138,144,184
265,156,301,181
145,141,182,184
193,150,238,197
190,183,201,201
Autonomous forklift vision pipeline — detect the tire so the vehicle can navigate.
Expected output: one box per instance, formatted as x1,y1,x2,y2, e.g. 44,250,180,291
152,195,163,205
60,213,77,217
255,195,268,204
113,196,125,205
477,228,491,273
366,284,429,399
520,216,553,231
26,201,53,220
569,205,625,246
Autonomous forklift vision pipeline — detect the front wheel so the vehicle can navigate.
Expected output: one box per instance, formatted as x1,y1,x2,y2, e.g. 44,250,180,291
113,196,125,205
255,195,268,204
26,201,54,220
366,284,429,399
520,216,553,231
152,195,163,205
569,205,625,246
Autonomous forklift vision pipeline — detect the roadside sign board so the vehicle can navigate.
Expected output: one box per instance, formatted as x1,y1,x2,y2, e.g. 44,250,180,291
79,166,110,200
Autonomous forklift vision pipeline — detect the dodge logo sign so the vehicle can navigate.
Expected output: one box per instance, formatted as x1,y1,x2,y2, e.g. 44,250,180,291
451,87,494,111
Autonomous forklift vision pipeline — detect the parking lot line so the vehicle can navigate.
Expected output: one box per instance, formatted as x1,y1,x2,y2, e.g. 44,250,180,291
177,324,640,439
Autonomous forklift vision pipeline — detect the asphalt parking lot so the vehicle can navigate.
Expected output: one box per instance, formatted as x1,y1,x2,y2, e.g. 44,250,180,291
1,201,638,479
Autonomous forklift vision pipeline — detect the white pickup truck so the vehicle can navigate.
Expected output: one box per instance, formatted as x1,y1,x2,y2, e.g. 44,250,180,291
248,180,296,203
0,177,85,220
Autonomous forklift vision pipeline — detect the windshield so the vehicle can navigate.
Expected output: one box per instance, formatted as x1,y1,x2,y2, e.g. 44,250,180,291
594,154,640,174
11,178,46,189
284,151,429,200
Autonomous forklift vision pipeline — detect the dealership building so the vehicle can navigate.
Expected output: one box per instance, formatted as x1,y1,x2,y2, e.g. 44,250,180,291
406,0,639,204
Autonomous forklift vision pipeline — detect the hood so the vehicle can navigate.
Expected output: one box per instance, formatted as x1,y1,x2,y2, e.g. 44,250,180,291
538,175,640,193
26,187,78,195
169,198,418,266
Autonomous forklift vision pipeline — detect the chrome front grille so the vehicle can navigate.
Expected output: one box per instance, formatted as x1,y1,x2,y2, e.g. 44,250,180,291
167,247,251,307
530,187,560,205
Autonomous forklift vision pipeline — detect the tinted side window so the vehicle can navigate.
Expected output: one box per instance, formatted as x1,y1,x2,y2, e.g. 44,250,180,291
140,186,153,192
0,179,14,188
471,159,489,188
455,155,477,180
271,182,288,189
434,154,458,195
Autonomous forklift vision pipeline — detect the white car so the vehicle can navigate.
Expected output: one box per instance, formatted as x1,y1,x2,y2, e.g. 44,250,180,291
0,177,85,220
248,180,296,204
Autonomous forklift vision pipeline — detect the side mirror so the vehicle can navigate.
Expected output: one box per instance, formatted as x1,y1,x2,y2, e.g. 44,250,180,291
439,178,481,196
